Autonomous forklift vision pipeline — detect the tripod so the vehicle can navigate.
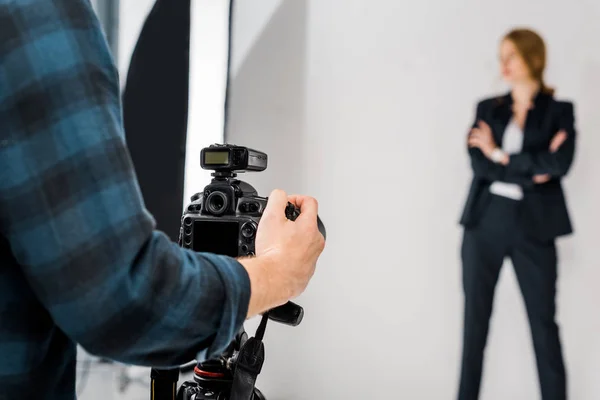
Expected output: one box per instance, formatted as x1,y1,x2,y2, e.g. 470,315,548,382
150,312,271,400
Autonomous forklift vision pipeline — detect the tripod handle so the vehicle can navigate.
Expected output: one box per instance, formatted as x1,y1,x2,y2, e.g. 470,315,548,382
267,301,303,326
263,202,323,327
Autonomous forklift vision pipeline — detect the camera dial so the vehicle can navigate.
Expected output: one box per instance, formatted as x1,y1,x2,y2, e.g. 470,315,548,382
241,221,257,240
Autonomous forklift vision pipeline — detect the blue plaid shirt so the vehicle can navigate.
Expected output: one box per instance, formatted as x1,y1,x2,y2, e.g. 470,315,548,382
0,1,251,398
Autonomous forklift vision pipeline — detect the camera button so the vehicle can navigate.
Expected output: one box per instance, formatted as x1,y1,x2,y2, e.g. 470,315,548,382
241,222,257,239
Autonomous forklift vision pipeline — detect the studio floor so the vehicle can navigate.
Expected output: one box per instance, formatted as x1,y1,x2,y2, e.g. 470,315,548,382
75,349,195,400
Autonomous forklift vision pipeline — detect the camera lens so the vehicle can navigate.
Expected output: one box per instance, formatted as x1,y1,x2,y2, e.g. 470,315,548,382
206,191,228,215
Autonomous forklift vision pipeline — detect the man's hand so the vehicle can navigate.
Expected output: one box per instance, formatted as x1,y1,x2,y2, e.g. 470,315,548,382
239,189,325,318
532,129,569,184
468,120,497,158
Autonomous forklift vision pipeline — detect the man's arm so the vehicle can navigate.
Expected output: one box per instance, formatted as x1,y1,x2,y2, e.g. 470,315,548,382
504,102,577,178
0,0,250,367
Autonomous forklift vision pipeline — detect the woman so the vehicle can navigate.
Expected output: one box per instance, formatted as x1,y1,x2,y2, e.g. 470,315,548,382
458,28,577,400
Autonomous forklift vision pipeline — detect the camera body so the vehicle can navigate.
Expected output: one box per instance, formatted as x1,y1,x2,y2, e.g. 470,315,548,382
181,173,299,262
180,144,276,260
180,144,311,327
151,144,326,400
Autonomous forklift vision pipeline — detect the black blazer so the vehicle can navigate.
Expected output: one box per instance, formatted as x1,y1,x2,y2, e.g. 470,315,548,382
459,91,577,242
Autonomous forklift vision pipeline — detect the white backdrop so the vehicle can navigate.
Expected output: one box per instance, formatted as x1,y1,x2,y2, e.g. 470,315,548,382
227,1,600,399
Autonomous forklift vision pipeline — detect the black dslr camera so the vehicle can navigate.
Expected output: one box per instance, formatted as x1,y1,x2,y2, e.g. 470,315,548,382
150,144,326,400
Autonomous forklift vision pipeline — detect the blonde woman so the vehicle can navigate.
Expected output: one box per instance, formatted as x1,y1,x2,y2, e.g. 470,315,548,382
458,28,577,400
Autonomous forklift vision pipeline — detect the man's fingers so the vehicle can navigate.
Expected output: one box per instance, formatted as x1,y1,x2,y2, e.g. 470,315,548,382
287,195,319,223
286,195,304,209
287,194,315,210
263,189,289,221
266,192,319,226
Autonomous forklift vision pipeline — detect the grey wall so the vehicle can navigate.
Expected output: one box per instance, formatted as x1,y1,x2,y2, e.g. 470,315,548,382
229,1,600,399
226,0,307,197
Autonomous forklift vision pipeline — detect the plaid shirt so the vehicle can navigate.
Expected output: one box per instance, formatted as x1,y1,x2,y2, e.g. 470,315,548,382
0,1,250,398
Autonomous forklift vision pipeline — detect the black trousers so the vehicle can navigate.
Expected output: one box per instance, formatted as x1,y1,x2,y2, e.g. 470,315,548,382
457,194,566,400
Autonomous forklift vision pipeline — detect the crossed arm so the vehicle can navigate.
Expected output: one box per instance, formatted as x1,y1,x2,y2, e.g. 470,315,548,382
467,101,577,188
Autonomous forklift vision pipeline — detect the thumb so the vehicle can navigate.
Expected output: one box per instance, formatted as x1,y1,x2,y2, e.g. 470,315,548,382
263,189,288,221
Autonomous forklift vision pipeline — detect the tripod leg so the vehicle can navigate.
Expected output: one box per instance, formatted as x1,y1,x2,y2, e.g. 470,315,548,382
150,368,180,400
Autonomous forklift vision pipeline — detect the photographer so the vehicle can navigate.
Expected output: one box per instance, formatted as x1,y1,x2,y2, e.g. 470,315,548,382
0,1,325,398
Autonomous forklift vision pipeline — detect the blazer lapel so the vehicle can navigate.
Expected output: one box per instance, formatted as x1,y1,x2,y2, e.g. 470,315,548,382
522,91,552,150
489,91,553,150
491,92,513,147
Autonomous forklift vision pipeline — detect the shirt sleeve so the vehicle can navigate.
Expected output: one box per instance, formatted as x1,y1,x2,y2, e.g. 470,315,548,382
0,0,250,367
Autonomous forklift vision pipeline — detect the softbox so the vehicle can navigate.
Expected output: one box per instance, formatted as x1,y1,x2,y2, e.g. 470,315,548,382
122,0,192,242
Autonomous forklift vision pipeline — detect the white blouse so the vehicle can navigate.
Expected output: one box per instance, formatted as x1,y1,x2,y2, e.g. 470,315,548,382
489,118,524,200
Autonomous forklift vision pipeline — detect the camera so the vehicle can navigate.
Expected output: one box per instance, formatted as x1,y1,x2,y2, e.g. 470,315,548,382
150,144,326,400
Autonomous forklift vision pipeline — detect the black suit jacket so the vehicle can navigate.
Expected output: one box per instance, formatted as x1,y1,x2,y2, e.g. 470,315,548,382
459,91,577,242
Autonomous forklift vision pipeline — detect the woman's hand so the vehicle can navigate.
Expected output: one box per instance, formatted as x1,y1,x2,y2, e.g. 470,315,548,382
550,129,567,153
468,120,498,158
533,174,551,184
532,129,569,184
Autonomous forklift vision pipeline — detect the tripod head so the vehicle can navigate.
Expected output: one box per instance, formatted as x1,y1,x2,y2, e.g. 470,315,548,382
151,313,271,400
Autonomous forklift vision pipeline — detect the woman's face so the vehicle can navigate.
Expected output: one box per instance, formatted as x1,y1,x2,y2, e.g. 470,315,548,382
499,39,531,84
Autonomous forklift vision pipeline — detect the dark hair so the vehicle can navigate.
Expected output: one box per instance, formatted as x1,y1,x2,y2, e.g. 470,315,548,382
503,28,555,96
